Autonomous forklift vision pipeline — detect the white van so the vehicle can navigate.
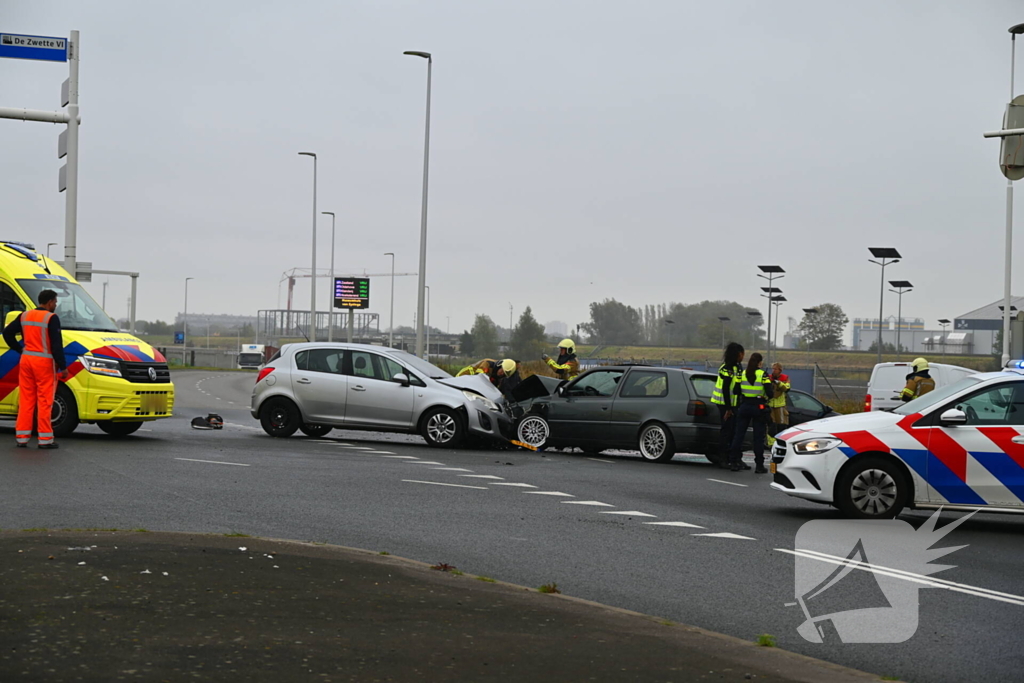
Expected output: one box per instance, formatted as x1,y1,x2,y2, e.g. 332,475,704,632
865,361,975,412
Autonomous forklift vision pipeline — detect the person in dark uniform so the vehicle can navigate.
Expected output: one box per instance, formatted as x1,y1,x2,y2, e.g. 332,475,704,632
729,352,774,473
710,342,744,469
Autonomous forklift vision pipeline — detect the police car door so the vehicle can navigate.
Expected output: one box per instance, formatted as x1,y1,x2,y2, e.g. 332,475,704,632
927,380,1024,507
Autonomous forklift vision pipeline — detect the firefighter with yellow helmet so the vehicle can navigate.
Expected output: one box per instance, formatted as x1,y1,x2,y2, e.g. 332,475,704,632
543,339,580,381
901,357,935,402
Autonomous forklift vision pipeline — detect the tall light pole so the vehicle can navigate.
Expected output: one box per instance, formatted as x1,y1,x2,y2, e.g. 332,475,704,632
718,316,730,347
868,245,901,362
664,319,675,347
757,265,785,363
101,280,108,310
298,152,318,341
322,211,336,342
761,286,782,355
509,303,514,343
405,50,432,358
46,242,57,259
937,318,951,358
771,296,786,353
999,305,1018,358
888,280,913,360
425,285,431,358
384,252,395,348
183,277,193,366
746,310,761,349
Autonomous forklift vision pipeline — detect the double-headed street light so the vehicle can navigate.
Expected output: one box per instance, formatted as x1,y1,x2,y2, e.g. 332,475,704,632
384,252,396,348
770,296,786,353
869,247,901,363
405,50,432,358
888,280,913,360
322,211,336,342
298,152,318,341
937,318,951,357
718,316,730,347
757,265,785,362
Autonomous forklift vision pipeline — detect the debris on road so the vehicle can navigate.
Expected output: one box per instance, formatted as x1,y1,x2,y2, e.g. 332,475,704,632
191,414,224,430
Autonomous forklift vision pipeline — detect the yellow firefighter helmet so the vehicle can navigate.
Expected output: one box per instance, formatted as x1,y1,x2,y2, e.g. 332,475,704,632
912,357,929,372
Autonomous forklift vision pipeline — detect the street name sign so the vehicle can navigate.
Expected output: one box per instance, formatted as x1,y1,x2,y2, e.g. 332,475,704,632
0,33,68,62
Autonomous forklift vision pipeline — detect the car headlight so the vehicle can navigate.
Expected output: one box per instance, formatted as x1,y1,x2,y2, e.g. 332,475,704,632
463,390,499,412
791,437,842,455
81,355,122,378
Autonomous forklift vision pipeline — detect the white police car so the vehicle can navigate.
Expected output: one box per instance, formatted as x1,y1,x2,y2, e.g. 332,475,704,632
771,366,1024,519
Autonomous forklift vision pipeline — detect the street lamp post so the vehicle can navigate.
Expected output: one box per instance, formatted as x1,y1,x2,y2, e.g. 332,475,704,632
757,265,785,363
771,296,787,353
888,280,913,360
322,211,335,342
183,277,193,367
869,247,902,364
46,242,57,259
664,319,675,347
937,318,951,358
746,310,761,349
384,252,395,348
298,152,318,342
404,50,432,358
718,316,730,347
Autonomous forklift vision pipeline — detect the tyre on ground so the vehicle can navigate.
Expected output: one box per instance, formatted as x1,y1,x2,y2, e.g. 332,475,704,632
834,455,909,519
260,397,301,438
97,421,143,437
638,421,676,463
420,407,465,448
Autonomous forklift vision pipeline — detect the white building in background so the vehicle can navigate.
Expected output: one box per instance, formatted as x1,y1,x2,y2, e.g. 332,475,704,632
952,296,1024,356
545,320,569,337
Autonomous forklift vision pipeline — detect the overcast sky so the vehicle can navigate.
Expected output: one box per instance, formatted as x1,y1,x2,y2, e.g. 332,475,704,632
1,1,1021,342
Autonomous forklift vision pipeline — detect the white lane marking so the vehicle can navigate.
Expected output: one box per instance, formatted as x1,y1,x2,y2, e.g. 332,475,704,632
645,521,706,529
562,501,614,507
490,482,538,488
776,549,1024,607
381,455,418,459
524,491,574,497
140,429,152,432
175,458,250,467
402,479,488,490
361,451,397,455
431,467,474,472
694,532,755,540
707,478,748,488
404,461,445,465
599,510,656,517
459,475,505,480
586,458,615,463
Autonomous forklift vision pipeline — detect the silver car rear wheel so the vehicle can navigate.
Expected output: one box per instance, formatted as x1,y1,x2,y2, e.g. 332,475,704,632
516,415,549,449
422,407,465,448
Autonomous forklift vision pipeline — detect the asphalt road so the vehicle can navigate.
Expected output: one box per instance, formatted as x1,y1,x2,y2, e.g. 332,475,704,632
1,369,1022,683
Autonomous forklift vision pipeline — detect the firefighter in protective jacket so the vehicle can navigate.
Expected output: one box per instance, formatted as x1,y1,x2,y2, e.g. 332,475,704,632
901,357,936,402
543,339,580,380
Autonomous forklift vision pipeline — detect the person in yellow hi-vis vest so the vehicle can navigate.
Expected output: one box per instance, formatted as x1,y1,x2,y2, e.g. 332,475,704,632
710,342,744,469
728,352,774,474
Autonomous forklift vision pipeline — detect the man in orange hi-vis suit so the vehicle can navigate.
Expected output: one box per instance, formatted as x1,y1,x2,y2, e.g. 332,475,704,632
2,289,68,449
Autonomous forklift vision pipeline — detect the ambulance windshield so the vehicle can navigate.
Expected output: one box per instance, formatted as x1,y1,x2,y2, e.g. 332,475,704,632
891,377,982,415
19,279,119,333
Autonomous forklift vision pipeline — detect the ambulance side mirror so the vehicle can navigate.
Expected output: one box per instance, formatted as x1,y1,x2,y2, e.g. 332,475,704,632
939,408,967,426
4,311,20,327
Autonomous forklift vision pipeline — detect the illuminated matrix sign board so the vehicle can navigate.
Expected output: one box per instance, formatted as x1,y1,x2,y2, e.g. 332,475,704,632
334,277,370,309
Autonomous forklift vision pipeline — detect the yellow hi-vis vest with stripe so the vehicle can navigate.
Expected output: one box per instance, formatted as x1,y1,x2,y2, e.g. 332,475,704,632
711,364,740,407
739,369,771,399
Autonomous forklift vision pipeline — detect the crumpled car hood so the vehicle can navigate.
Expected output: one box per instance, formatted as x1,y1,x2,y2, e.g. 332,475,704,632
437,374,504,401
509,374,564,403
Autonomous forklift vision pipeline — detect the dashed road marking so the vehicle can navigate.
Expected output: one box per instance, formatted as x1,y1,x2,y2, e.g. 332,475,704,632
381,455,418,459
175,458,250,467
361,451,397,455
562,501,614,507
490,482,538,488
694,532,755,540
402,479,488,490
586,458,615,463
524,491,574,497
645,521,706,529
404,461,446,465
459,475,505,480
600,510,656,517
707,478,749,488
431,467,474,472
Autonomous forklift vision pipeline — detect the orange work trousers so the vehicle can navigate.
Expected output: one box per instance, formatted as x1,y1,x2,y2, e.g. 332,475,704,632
16,356,56,445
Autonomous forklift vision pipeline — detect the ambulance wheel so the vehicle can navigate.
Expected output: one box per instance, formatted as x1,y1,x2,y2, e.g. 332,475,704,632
260,397,301,438
52,384,80,438
835,456,908,519
299,424,332,438
98,421,143,437
638,421,675,462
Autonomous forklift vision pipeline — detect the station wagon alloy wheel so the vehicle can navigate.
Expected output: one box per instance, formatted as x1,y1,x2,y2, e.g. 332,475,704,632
638,422,676,463
517,416,549,448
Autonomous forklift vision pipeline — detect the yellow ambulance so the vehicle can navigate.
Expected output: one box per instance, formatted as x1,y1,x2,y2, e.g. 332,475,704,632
0,241,174,436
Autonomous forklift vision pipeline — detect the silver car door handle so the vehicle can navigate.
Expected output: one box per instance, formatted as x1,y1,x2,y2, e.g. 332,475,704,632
1012,436,1024,444
352,385,366,392
297,378,312,384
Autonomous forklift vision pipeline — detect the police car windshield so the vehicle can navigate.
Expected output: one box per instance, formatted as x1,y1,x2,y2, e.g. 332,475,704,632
18,279,119,332
891,377,982,415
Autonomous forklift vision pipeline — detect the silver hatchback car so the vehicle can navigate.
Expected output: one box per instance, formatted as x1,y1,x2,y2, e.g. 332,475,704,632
251,342,510,447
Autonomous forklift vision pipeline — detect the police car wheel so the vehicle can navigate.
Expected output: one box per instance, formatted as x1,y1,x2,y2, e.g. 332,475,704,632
97,421,143,437
516,415,549,449
638,422,676,463
299,424,333,438
835,457,908,519
260,397,301,438
421,407,465,448
51,384,80,438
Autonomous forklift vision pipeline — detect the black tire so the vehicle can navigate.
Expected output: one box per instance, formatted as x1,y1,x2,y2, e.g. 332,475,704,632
638,422,676,463
52,384,80,438
516,415,550,449
299,424,333,438
97,421,143,437
421,407,465,448
260,397,301,438
835,456,909,519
